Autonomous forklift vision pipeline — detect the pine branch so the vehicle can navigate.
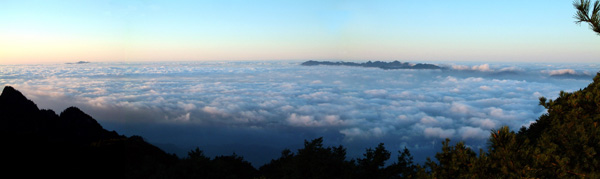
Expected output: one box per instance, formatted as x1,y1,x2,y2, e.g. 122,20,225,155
574,0,600,35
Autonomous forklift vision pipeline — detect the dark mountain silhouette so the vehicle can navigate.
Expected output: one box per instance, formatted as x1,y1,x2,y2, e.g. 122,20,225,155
0,86,260,178
0,86,120,143
301,60,444,70
0,86,178,178
549,73,594,79
66,61,90,64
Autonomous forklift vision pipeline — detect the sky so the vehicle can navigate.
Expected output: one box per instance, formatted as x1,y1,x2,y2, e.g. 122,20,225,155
0,0,598,64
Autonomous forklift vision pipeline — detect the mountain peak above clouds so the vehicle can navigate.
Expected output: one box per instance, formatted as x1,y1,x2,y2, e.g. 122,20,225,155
0,86,177,177
0,86,39,113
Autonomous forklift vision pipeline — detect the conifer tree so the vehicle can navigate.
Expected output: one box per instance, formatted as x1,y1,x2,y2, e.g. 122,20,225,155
574,0,600,35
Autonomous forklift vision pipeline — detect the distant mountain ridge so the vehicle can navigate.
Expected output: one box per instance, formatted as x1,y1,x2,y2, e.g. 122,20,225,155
65,61,90,64
301,60,444,70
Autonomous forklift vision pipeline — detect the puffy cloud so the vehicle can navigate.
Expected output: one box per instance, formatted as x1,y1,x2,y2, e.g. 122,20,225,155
178,102,197,111
479,85,492,90
339,127,368,140
498,66,524,72
488,107,505,118
451,65,470,70
202,106,228,117
451,64,493,72
450,102,472,115
310,80,323,84
419,116,453,127
545,69,576,76
445,76,458,82
173,113,191,122
287,113,346,127
424,127,456,139
459,126,489,140
468,118,497,129
298,91,337,102
287,113,317,127
471,64,492,72
340,126,389,140
364,89,388,96
1,61,596,165
323,115,345,126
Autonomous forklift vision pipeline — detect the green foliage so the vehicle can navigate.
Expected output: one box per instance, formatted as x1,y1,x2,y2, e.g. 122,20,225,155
426,139,477,178
574,0,600,35
524,73,600,177
423,73,600,178
484,126,534,177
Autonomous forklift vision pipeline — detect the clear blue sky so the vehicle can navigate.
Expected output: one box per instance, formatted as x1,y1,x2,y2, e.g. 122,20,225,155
0,0,598,64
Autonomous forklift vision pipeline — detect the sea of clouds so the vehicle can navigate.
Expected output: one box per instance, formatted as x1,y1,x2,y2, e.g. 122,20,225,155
1,61,598,166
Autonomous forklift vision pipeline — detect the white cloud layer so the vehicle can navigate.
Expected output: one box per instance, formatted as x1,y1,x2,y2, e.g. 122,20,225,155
0,61,597,165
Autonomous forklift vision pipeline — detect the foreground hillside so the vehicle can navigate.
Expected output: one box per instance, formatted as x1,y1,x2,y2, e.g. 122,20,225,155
424,73,600,178
0,86,176,177
0,86,257,178
1,73,599,178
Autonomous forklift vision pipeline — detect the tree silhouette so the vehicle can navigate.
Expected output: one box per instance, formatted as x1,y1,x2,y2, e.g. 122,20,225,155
386,147,419,178
259,137,356,179
357,143,391,178
485,126,533,177
425,139,477,178
574,0,600,35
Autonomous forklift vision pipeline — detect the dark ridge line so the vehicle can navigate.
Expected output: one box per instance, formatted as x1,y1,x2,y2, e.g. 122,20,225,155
301,60,444,70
